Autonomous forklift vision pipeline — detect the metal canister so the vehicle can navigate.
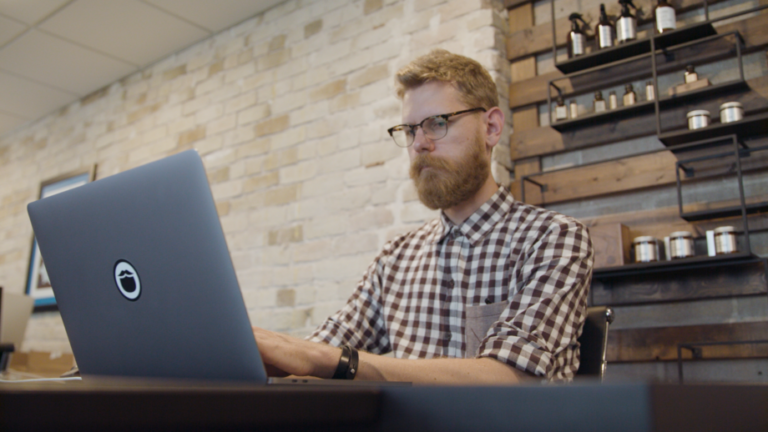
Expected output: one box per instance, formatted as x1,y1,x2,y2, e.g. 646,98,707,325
687,110,710,130
720,102,744,124
609,91,618,109
714,226,738,254
669,231,694,259
633,236,659,263
645,81,655,101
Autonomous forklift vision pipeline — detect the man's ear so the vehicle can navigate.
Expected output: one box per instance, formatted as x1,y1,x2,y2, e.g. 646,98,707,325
484,107,505,150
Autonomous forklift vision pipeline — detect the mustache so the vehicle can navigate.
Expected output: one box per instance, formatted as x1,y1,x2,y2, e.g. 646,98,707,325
410,154,453,176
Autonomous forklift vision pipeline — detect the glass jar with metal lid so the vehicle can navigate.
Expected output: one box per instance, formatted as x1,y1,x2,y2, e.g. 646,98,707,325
633,236,659,263
669,231,694,259
714,226,738,255
687,110,710,130
720,102,744,124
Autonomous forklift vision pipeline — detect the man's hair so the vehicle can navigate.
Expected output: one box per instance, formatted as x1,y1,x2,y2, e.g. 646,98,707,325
395,49,499,109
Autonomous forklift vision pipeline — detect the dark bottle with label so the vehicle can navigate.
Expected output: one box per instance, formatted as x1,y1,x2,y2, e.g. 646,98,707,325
567,13,589,58
596,4,615,49
616,0,638,44
555,96,568,121
654,0,676,33
594,91,607,112
623,83,637,106
684,65,698,83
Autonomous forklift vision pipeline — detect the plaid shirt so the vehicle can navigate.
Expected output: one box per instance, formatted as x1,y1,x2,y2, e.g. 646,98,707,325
308,186,593,381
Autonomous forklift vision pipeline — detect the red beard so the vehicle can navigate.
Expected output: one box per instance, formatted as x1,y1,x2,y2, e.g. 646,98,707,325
409,135,490,210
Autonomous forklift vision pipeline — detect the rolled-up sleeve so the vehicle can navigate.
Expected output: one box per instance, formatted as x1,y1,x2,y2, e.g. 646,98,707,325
476,218,593,381
307,245,393,355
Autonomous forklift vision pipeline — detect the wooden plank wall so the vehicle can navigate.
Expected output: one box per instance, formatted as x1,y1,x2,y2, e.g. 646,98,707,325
505,0,768,375
608,321,768,362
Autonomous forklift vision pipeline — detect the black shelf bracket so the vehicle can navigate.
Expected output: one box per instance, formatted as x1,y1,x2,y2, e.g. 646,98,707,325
520,175,547,204
677,339,768,383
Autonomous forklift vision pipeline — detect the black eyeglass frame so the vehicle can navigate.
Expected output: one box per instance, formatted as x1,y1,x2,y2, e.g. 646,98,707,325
387,107,487,147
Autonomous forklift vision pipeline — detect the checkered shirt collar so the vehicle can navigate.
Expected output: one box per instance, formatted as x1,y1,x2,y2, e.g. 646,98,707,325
434,185,514,247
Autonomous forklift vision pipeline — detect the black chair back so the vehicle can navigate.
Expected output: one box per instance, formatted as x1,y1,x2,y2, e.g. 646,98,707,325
576,306,615,379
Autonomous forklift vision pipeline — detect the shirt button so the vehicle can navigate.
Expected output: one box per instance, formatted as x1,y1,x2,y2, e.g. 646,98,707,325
444,332,451,341
448,279,455,288
485,297,493,304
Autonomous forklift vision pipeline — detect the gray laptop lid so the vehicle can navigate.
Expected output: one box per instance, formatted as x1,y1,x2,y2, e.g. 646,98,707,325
27,150,267,383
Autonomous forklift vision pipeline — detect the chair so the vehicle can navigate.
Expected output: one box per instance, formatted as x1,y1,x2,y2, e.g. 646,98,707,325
576,306,615,380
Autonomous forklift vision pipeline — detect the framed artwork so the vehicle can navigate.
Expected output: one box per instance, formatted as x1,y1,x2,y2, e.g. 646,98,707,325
26,166,96,311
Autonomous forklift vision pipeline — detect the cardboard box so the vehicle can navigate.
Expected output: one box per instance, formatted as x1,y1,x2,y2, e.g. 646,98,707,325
589,223,632,268
8,351,76,377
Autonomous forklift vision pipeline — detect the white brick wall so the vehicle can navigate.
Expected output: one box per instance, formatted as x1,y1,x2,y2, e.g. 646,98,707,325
0,0,511,354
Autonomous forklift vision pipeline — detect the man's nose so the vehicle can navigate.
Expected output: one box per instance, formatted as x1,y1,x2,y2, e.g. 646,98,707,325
411,126,434,153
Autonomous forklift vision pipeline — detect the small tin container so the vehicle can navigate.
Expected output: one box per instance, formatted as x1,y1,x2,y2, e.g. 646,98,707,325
720,102,744,124
687,110,710,130
633,236,659,263
669,231,694,259
645,81,655,101
569,100,578,119
714,226,738,255
609,91,618,110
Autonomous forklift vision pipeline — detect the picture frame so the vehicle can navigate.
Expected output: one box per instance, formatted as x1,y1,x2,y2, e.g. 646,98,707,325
26,166,96,312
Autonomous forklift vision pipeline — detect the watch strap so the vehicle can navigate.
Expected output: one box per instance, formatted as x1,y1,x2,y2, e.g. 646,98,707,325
346,345,359,380
332,345,351,379
331,344,358,380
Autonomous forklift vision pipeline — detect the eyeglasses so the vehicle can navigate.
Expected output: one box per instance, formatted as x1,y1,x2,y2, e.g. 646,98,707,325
387,107,486,148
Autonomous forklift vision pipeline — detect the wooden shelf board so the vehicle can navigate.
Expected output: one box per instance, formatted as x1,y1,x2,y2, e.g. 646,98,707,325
659,112,768,147
593,251,759,279
681,202,768,221
551,101,655,132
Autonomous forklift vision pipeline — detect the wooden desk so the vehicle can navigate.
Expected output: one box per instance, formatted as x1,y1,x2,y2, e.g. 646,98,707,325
0,380,766,431
377,382,768,432
0,379,380,431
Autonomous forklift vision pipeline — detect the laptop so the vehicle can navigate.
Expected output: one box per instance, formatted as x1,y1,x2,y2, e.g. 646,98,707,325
28,150,344,384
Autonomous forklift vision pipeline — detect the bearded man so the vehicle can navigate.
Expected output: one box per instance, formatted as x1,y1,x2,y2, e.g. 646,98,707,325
252,49,593,384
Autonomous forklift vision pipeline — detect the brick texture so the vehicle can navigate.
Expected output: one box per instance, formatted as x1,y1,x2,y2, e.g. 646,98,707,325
0,0,511,353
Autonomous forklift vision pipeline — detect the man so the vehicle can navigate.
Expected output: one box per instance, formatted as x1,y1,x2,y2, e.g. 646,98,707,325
253,49,593,384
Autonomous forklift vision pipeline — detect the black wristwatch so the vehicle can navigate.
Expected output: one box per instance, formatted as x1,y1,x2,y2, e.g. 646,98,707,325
332,344,359,380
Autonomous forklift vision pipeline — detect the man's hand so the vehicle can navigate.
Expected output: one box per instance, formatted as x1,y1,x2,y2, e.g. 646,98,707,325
253,327,533,384
252,327,340,378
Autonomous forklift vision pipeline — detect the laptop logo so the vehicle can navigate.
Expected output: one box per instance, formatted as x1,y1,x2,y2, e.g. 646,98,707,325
114,260,141,301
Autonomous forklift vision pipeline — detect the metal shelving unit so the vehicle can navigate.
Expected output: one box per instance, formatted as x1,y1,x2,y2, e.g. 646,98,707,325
551,79,749,132
590,137,768,281
550,0,716,74
674,137,768,224
540,4,768,281
660,111,768,146
677,340,768,382
548,31,747,134
554,22,716,75
592,251,761,280
550,101,654,131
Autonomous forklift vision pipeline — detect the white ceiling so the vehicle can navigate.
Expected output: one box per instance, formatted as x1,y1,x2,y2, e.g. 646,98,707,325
0,0,285,138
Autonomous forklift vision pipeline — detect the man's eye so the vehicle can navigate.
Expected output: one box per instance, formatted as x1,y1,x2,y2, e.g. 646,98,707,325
428,118,447,128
